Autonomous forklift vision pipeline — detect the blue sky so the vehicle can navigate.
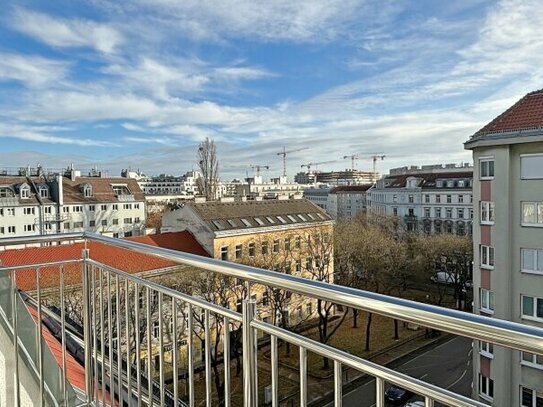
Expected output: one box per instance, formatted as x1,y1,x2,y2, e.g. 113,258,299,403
1,0,542,179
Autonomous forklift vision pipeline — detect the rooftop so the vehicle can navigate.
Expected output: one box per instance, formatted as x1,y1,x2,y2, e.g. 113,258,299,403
380,171,473,189
472,89,543,137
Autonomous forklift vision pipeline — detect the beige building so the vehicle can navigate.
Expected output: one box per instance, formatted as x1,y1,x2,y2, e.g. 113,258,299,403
162,198,335,325
465,89,543,407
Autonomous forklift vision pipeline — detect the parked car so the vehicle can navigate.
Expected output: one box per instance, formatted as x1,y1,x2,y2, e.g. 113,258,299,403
385,385,413,404
404,401,425,407
430,272,472,288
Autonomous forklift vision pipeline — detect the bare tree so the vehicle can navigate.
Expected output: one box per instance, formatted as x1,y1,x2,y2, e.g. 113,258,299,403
196,137,219,200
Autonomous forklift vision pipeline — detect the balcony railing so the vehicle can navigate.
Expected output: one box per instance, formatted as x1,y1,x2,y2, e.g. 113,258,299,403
1,232,542,406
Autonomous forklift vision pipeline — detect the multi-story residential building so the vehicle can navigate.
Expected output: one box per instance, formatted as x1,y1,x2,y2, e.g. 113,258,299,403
369,164,473,234
465,89,543,407
303,187,331,211
327,185,371,220
161,197,334,325
0,166,146,239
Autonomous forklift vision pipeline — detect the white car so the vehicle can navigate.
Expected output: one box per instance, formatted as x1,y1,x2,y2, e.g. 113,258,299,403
404,401,425,407
430,271,455,284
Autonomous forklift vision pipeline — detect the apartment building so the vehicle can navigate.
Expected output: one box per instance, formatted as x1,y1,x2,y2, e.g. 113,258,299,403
0,166,146,239
162,198,335,325
465,90,543,407
369,164,473,234
304,185,371,220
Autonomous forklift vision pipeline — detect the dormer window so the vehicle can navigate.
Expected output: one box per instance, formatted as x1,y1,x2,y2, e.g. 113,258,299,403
0,187,14,198
39,186,49,198
20,184,30,199
80,183,93,197
447,180,454,188
112,185,131,196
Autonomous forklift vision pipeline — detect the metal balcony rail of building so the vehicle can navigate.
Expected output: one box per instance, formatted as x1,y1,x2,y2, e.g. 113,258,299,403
0,232,542,407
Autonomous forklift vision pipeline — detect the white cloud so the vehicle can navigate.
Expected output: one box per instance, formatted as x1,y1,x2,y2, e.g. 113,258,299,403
11,7,123,53
0,53,69,87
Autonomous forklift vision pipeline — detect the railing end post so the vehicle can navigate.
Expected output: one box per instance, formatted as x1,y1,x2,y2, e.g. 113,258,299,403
242,299,257,407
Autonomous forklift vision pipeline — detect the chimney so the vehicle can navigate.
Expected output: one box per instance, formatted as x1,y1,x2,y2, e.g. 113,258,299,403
57,175,64,206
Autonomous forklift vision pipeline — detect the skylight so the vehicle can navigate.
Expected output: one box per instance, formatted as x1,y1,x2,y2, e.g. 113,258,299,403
276,216,287,224
240,218,252,227
254,217,265,226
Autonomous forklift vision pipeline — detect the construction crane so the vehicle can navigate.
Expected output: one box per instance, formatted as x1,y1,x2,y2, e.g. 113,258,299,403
370,154,386,182
276,147,308,178
343,154,360,170
250,164,270,178
301,160,338,173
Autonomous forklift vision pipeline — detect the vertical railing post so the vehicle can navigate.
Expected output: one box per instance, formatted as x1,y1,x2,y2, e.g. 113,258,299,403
242,299,257,407
82,248,93,404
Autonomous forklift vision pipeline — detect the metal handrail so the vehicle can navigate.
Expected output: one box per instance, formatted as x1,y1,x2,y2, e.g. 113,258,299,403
82,232,543,356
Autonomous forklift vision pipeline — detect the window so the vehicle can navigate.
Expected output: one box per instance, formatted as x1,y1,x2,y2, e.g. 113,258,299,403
446,222,453,234
254,217,265,226
480,245,495,269
0,227,4,234
446,195,452,203
296,260,302,273
458,195,464,203
112,204,118,210
521,295,543,320
458,180,465,187
248,242,255,257
261,241,269,255
435,208,441,218
470,208,474,219
424,194,430,203
101,204,107,211
113,219,119,225
287,215,297,222
73,221,84,228
284,238,290,251
424,207,430,217
235,245,242,259
285,261,292,274
522,202,543,226
393,207,398,216
479,288,495,314
39,187,48,198
112,185,131,196
435,223,441,233
8,226,16,233
520,154,543,179
134,203,140,209
240,218,252,227
480,159,494,179
24,224,34,232
276,216,287,224
265,216,275,224
298,214,307,221
220,246,228,261
521,352,543,369
408,195,414,203
135,217,140,223
273,239,280,253
306,257,312,270
20,187,30,198
478,374,493,401
447,180,454,188
262,291,270,306
521,248,543,274
101,220,107,226
521,386,543,407
446,208,453,218
458,208,464,218
295,236,301,249
480,201,495,224
83,185,93,197
306,302,312,316
23,207,35,215
124,218,133,224
73,205,83,212
113,233,119,238
436,195,441,203
89,205,95,211
89,220,96,227
479,341,493,358
64,222,70,229
123,203,132,210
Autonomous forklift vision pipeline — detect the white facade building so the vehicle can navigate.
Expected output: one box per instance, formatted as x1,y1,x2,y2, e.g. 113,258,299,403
369,164,473,234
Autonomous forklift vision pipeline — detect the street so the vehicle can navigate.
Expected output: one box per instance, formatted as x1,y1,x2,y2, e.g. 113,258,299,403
327,336,473,406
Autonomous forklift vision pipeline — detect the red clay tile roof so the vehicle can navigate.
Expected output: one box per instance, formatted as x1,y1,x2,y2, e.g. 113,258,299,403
127,231,210,257
0,233,208,290
475,89,543,136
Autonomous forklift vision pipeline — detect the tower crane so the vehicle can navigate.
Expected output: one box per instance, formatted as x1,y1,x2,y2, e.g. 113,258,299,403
276,147,308,178
301,160,338,173
343,154,360,170
370,154,386,182
250,164,270,178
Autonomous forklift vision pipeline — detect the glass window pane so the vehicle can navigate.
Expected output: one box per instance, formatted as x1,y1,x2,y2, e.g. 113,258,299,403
523,296,534,316
523,249,536,271
537,298,543,318
489,247,494,266
538,204,543,224
522,387,532,406
524,203,536,224
538,250,543,271
489,292,495,310
481,161,487,177
488,161,494,177
522,351,532,362
521,155,543,179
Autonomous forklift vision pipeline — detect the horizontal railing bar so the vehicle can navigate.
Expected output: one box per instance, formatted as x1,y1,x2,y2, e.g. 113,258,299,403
88,259,243,322
0,259,82,272
252,320,486,407
85,232,543,356
0,233,84,247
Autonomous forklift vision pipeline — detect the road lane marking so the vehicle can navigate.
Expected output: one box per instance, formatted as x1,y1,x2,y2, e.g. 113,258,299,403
447,369,467,390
